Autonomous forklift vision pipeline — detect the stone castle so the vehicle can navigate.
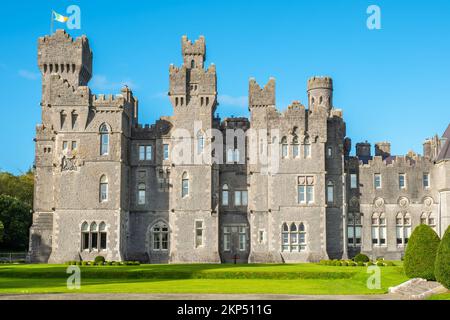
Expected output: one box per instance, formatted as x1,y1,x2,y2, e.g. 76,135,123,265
29,30,450,263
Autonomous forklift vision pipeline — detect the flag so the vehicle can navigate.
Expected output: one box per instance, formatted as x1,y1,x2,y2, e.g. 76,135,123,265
53,11,68,23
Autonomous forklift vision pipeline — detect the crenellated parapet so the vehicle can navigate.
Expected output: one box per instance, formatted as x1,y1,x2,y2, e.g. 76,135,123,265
249,78,276,108
181,35,206,68
307,76,333,113
38,29,92,87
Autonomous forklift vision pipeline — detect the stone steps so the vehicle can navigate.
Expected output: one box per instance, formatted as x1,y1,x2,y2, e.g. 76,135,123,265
389,278,446,299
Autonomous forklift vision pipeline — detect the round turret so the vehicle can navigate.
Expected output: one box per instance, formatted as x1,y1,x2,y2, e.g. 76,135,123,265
307,76,333,111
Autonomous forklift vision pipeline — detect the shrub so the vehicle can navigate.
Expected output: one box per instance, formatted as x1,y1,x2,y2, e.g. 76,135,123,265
435,226,450,289
376,261,384,267
81,261,88,266
367,261,374,266
348,262,356,267
335,261,342,266
404,224,440,280
354,253,370,263
106,261,113,266
76,261,82,266
385,261,394,267
94,256,105,264
341,261,348,266
357,261,364,267
113,262,121,266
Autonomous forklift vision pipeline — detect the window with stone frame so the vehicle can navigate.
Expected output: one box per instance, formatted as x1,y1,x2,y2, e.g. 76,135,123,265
81,221,108,252
420,212,436,230
222,184,229,206
298,176,314,204
195,220,204,248
281,222,306,252
100,123,109,155
139,145,152,161
223,226,231,251
281,136,288,158
182,172,189,198
423,173,430,189
303,137,311,158
99,175,108,202
152,222,169,251
396,212,412,245
350,173,358,189
138,183,146,205
371,213,386,245
292,136,299,158
347,213,362,246
327,181,334,204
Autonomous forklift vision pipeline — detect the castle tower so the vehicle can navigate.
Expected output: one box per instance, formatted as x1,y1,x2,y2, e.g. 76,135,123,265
169,35,216,114
38,29,92,88
249,78,276,108
307,76,333,113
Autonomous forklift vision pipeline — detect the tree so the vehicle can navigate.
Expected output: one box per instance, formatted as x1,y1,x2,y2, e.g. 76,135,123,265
0,220,4,243
404,224,440,280
0,169,34,206
0,195,32,251
435,226,450,289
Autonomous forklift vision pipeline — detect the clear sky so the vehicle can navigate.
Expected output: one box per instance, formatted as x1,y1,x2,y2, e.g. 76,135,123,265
0,0,449,174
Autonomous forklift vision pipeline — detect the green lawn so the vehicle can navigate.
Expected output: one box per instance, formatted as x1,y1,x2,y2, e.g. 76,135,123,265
428,292,450,300
0,263,408,295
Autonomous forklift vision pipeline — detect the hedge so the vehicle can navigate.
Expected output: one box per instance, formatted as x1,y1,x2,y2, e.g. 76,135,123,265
404,224,440,280
435,226,450,289
354,253,369,263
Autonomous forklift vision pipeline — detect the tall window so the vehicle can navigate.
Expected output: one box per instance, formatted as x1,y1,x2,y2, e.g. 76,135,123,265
303,137,311,158
99,175,108,202
99,222,107,250
396,213,412,245
90,222,98,250
347,213,362,246
195,220,204,248
63,141,68,151
292,136,299,158
374,174,382,189
100,123,109,155
371,213,386,245
239,226,246,251
298,176,314,204
71,141,77,151
182,172,189,197
139,145,152,161
281,136,288,158
163,144,169,160
399,173,406,189
222,184,229,206
423,173,430,188
81,222,89,250
327,181,334,204
281,222,306,252
223,226,231,251
234,190,248,206
327,146,332,157
227,148,234,163
81,221,108,251
420,212,436,230
197,131,204,154
152,222,169,251
138,183,146,205
350,173,358,189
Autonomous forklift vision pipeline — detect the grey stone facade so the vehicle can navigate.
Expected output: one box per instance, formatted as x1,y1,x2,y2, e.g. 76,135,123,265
29,30,450,263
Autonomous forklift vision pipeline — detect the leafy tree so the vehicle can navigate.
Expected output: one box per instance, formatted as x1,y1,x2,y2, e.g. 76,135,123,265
0,195,32,251
404,224,440,280
0,220,4,243
0,169,34,206
435,226,450,289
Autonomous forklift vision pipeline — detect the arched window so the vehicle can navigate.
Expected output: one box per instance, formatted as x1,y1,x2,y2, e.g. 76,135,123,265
152,222,169,251
396,213,412,245
197,131,204,154
281,222,307,252
138,183,146,205
60,111,67,129
303,137,311,158
81,222,89,250
327,181,334,204
90,222,98,250
347,213,362,246
371,213,386,246
99,222,107,250
292,136,299,158
99,175,108,202
222,184,229,206
281,136,288,158
421,212,436,230
182,172,189,197
100,123,109,155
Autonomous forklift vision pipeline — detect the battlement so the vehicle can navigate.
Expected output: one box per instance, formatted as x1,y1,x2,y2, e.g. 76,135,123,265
287,101,306,111
249,78,276,108
38,29,92,87
181,35,206,69
360,154,430,168
307,76,333,91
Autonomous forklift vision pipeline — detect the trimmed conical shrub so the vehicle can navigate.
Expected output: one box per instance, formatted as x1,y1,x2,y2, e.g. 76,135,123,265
404,224,440,280
435,226,450,289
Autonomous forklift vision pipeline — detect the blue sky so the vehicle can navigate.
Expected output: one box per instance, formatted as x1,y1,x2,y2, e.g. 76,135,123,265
0,0,449,174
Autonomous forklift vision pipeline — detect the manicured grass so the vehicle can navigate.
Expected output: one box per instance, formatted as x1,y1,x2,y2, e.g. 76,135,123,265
0,263,408,295
427,292,450,300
